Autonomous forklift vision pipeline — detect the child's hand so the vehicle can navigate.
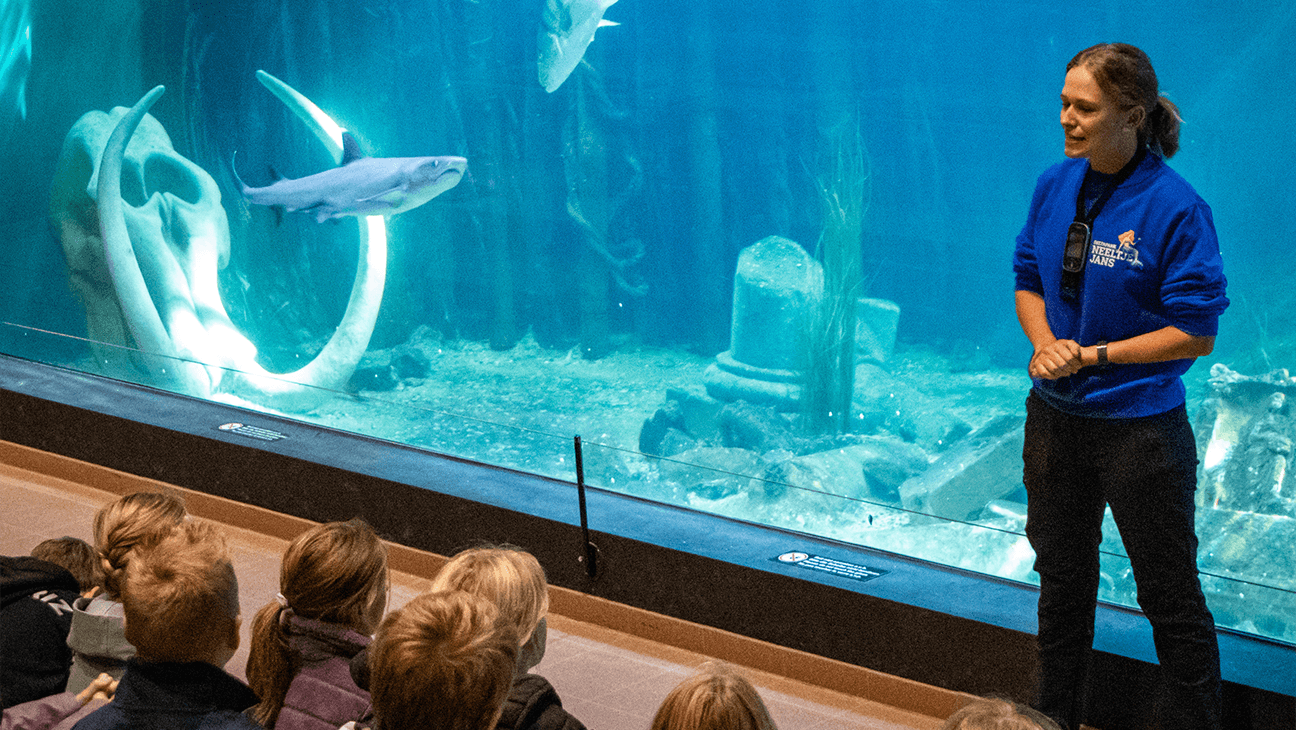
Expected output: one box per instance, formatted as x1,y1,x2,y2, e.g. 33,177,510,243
76,673,118,704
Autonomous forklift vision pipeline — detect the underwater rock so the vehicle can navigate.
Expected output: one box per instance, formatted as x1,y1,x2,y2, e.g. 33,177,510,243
639,399,684,455
655,446,764,501
850,436,933,501
704,236,821,410
853,363,974,450
855,297,901,365
659,428,699,457
349,336,435,392
1221,392,1295,515
1198,363,1296,514
898,414,1026,521
639,386,723,456
1197,507,1296,641
669,386,725,442
717,401,798,453
763,438,930,505
763,450,870,503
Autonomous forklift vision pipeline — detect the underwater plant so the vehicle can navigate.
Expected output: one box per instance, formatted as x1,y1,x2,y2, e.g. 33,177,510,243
801,119,870,435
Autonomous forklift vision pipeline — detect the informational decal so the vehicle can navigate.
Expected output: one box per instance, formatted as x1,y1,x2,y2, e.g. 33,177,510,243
217,422,288,442
774,551,887,582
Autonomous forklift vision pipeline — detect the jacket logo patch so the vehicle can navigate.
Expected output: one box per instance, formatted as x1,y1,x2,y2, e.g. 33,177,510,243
1089,229,1144,270
32,590,74,616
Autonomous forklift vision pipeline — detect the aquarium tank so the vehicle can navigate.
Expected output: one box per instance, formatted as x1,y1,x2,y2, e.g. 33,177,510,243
1,0,1294,646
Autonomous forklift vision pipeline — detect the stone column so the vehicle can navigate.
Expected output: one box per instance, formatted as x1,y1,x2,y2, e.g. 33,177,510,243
703,236,822,410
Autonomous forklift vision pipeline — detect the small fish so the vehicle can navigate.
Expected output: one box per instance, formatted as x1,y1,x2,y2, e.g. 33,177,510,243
234,132,467,222
537,0,619,93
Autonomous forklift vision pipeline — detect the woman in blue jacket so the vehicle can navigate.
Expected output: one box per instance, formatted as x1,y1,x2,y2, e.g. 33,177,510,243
1012,43,1228,730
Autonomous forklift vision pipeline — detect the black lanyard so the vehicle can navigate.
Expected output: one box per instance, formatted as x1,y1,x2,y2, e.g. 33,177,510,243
1060,148,1145,301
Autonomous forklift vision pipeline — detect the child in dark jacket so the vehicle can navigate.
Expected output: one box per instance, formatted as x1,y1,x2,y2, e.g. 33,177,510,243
245,519,389,730
70,519,259,730
0,556,82,709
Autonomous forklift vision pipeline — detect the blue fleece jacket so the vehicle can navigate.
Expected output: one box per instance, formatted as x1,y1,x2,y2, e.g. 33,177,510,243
1013,151,1228,418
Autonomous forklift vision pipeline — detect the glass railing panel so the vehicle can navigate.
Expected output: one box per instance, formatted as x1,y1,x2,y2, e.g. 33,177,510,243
3,320,1294,645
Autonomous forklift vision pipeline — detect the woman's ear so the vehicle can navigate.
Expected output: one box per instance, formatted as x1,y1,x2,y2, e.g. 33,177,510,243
1127,104,1147,131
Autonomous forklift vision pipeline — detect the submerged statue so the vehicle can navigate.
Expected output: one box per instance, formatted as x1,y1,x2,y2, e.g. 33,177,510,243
47,74,447,411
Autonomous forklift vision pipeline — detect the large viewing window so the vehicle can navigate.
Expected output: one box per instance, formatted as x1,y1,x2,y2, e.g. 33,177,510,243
2,0,1293,653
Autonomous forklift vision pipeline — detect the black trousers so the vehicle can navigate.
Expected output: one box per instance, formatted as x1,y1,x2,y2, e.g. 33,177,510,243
1022,391,1223,730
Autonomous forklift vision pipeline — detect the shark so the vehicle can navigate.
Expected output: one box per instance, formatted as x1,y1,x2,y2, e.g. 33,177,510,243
234,132,467,222
537,0,620,93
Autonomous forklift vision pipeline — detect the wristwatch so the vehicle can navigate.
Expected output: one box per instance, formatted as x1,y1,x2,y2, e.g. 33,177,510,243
1097,341,1109,367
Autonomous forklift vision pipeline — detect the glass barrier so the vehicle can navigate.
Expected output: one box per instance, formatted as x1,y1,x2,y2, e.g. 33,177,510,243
1,0,1293,653
5,319,1294,645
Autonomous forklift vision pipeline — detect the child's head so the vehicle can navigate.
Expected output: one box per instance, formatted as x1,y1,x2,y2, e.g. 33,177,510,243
369,590,519,730
651,662,778,730
31,536,102,594
121,518,240,667
93,491,187,599
278,518,389,630
940,698,1062,730
247,519,389,726
428,546,548,671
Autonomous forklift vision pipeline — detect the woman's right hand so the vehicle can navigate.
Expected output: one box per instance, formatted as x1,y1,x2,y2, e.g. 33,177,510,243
1029,339,1083,380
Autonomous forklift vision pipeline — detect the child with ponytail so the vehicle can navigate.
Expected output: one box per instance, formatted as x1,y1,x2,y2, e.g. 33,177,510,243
65,491,187,693
245,519,389,730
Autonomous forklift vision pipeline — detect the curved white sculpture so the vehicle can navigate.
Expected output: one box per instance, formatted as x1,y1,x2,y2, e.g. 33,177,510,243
52,77,391,411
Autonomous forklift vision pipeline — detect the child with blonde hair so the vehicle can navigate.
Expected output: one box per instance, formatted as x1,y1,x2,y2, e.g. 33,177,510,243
368,590,519,730
65,491,186,693
70,518,259,730
650,662,778,730
246,519,389,730
428,546,585,730
940,698,1061,730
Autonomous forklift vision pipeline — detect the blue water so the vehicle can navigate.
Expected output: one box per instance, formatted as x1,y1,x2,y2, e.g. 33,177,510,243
2,0,1294,643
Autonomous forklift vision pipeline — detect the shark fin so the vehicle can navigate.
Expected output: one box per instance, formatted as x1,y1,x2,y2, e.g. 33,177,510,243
355,186,407,206
267,166,284,182
341,133,365,166
598,19,619,27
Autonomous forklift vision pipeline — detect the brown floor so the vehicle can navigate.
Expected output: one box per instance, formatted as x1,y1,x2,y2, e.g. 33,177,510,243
1,445,963,730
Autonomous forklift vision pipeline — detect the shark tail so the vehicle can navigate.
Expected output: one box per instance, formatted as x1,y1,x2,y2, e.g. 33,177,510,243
231,151,249,195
